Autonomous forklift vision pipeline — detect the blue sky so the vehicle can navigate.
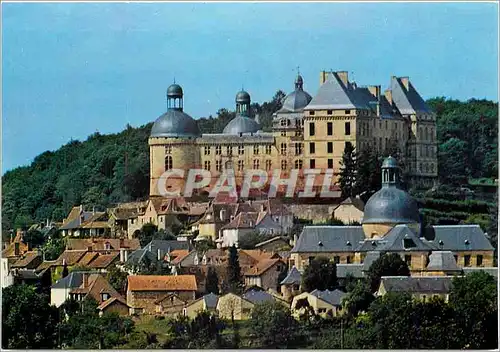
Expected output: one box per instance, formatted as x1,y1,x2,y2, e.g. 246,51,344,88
2,2,498,173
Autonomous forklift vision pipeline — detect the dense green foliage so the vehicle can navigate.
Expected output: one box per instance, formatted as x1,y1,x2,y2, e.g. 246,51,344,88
366,253,410,292
302,256,338,292
205,266,220,294
226,245,243,294
164,311,226,348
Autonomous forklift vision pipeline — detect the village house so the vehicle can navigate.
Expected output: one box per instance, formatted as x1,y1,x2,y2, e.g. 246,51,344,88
107,201,148,238
242,287,288,306
291,289,347,318
280,266,302,302
51,270,102,307
255,236,292,252
216,292,255,320
155,293,188,316
127,275,197,315
332,196,365,224
376,276,455,302
59,206,111,237
184,293,219,318
243,258,286,292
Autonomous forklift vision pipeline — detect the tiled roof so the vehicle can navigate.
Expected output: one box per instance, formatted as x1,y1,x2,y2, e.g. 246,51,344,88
2,241,29,258
242,290,277,304
55,250,87,266
170,250,190,259
11,252,41,269
144,240,191,253
311,289,347,306
36,260,57,272
221,211,266,230
70,274,121,303
424,225,494,251
66,238,140,251
97,296,129,310
244,259,283,277
171,250,193,265
60,207,95,230
78,252,100,266
127,275,197,292
291,226,364,253
239,249,275,263
87,253,119,269
109,207,141,220
280,266,302,285
380,276,453,294
426,251,461,272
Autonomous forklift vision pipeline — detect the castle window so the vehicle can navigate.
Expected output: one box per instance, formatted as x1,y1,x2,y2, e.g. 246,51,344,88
310,159,316,169
204,146,211,156
328,159,333,169
215,145,221,155
215,160,222,172
345,110,351,115
294,160,303,169
265,145,272,154
281,131,286,136
253,159,260,170
309,143,315,154
345,122,351,135
464,255,471,267
165,145,172,154
327,142,333,154
346,256,352,264
266,160,272,171
280,119,287,127
280,143,287,155
327,122,333,136
477,255,483,266
227,146,233,156
253,145,259,155
165,156,173,171
238,160,244,172
204,161,211,171
404,255,412,266
310,111,315,116
309,122,315,136
327,110,333,115
238,145,244,155
281,160,287,170
295,130,302,137
295,143,302,156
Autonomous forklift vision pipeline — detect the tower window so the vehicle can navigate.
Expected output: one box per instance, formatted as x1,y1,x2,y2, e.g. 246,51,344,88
327,142,333,154
328,159,333,169
310,159,316,169
327,122,333,136
227,146,233,156
165,156,173,171
253,145,259,155
165,145,172,154
281,160,287,170
281,131,286,136
280,119,287,127
216,160,222,172
309,143,316,154
204,161,211,171
253,159,260,170
280,143,287,156
238,160,244,172
309,122,315,136
215,145,222,155
295,143,303,156
345,122,351,135
266,160,272,171
238,145,244,155
327,110,333,115
310,111,315,116
345,110,351,115
204,146,211,155
265,145,272,154
294,160,303,169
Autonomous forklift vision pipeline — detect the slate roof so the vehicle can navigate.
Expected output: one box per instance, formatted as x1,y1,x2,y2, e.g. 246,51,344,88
310,289,347,306
380,276,453,294
280,266,302,285
51,271,101,289
426,251,461,272
390,77,430,115
125,249,159,267
60,207,94,230
291,226,364,253
127,275,197,292
244,259,283,277
143,240,192,253
242,290,277,304
203,293,219,309
362,251,381,271
87,253,119,269
55,250,87,266
255,236,290,249
336,264,364,278
66,238,140,251
424,225,494,251
375,225,433,252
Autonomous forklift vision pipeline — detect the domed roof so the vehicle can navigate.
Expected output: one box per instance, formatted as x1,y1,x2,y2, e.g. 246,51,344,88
167,84,183,98
382,156,398,168
223,115,260,135
362,187,420,224
151,109,200,138
236,90,251,104
282,89,312,112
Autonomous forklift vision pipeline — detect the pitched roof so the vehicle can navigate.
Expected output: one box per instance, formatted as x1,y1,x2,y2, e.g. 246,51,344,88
78,252,100,266
425,225,494,251
390,76,430,115
335,197,365,211
11,252,41,269
242,290,277,304
66,238,140,251
51,271,101,289
171,250,193,265
380,276,454,294
55,250,87,266
97,296,129,310
336,264,364,278
362,251,381,271
170,249,189,259
127,275,197,292
291,226,365,253
255,236,290,249
203,293,219,309
2,240,29,258
70,274,121,303
426,251,461,272
374,225,433,252
310,289,347,306
87,253,119,269
36,260,57,272
144,240,191,253
60,206,94,230
221,211,265,230
244,259,283,277
239,249,276,263
280,266,302,285
124,249,159,267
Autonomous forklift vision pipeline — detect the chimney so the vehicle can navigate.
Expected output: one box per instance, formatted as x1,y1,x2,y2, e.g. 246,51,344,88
120,248,125,262
320,71,328,85
124,250,128,262
92,206,95,215
79,205,83,213
157,248,162,261
14,242,20,256
384,89,393,105
336,71,348,86
119,238,125,249
82,273,89,288
87,245,92,252
220,209,226,222
400,77,409,90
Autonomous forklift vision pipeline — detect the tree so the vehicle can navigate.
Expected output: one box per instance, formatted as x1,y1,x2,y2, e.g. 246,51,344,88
205,266,220,294
2,284,59,349
449,271,498,349
355,148,381,197
62,262,69,278
237,231,269,249
337,142,357,198
342,280,374,317
24,229,45,248
138,223,158,247
302,256,338,292
106,265,129,294
226,245,243,294
248,300,302,348
366,253,410,292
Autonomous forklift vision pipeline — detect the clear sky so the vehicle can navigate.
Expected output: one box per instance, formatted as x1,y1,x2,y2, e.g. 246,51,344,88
2,2,498,173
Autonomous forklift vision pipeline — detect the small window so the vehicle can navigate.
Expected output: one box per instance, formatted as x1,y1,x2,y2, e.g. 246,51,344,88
280,119,287,127
281,160,287,170
253,159,260,170
238,145,244,155
310,159,315,169
333,256,340,264
294,160,303,169
238,160,244,172
204,146,211,155
327,122,333,135
215,145,222,155
265,160,272,171
295,143,302,156
265,145,272,154
477,255,483,266
281,131,286,136
216,160,222,172
310,111,315,116
345,110,351,115
165,156,173,171
309,143,315,154
328,159,333,169
309,122,315,136
280,143,287,156
227,146,233,156
327,110,333,115
464,255,471,267
165,145,172,154
327,142,333,154
346,256,352,264
253,145,259,155
345,122,351,135
204,161,211,171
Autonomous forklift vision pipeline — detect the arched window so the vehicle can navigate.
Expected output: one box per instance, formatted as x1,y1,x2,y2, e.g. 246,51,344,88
165,156,173,171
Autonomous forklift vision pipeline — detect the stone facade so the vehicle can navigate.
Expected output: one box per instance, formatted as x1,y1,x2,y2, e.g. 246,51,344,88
127,290,195,315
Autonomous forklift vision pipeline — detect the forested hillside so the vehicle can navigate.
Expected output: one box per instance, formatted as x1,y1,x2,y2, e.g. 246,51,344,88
1,96,497,234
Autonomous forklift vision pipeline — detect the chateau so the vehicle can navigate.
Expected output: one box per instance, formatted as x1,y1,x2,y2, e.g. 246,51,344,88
149,70,438,197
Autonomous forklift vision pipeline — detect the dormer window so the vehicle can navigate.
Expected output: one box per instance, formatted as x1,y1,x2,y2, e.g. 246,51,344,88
101,293,110,301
